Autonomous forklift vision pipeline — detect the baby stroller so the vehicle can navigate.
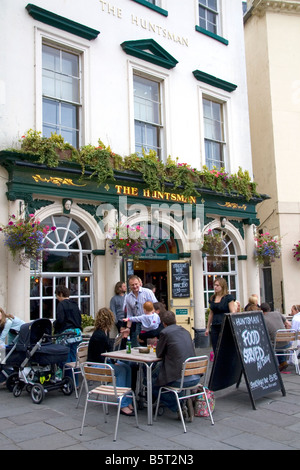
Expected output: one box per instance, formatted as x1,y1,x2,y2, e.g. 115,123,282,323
5,318,74,404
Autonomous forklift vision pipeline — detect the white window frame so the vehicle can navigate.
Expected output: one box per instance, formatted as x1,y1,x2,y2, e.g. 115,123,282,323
198,0,220,35
195,0,227,40
202,229,239,309
197,85,232,172
34,26,91,146
30,214,94,320
127,60,170,162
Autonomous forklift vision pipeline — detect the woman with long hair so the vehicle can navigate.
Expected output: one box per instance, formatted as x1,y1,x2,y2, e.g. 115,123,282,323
205,277,237,352
87,307,134,416
0,308,25,346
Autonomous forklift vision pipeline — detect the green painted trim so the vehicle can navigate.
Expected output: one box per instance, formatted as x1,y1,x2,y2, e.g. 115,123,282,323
193,70,237,93
195,25,228,45
131,0,168,16
228,219,244,239
92,250,106,256
179,253,191,259
238,255,247,260
26,3,100,40
140,253,179,260
121,39,178,69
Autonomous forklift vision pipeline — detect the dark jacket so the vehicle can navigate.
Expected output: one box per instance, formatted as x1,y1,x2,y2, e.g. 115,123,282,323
87,329,111,363
155,324,196,386
53,299,82,334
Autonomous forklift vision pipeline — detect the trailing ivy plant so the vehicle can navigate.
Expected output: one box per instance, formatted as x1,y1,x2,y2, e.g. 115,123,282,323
19,129,78,167
7,131,259,200
123,149,166,192
74,140,123,186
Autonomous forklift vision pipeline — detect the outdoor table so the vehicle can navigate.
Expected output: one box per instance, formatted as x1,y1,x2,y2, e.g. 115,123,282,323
102,348,161,425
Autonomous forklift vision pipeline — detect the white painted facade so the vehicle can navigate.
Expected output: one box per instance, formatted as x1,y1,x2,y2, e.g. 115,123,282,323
0,0,260,329
245,0,300,313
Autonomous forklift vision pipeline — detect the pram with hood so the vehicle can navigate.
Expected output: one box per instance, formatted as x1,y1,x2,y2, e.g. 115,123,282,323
4,318,74,404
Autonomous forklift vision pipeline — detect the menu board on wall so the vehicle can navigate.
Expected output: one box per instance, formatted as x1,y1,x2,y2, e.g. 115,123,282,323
171,262,190,298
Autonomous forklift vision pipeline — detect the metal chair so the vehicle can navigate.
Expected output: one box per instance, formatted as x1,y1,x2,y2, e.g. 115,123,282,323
80,362,139,441
63,341,89,398
113,333,123,351
154,355,214,432
274,329,299,374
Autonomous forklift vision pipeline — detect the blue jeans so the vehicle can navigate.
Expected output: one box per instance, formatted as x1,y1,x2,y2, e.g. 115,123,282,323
63,342,80,385
152,363,200,412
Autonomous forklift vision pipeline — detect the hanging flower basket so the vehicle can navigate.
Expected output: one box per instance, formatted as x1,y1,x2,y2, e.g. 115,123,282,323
201,229,224,258
0,213,56,266
107,224,145,260
254,232,281,265
292,241,300,261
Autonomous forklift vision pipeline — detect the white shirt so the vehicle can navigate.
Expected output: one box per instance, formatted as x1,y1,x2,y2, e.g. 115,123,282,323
123,287,157,317
128,312,160,331
292,312,300,331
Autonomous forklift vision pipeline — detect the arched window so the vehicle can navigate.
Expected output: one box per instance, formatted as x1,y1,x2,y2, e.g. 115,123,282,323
140,224,178,258
30,215,93,320
203,229,238,308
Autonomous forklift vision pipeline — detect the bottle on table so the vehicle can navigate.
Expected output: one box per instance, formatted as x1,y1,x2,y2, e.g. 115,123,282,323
126,336,131,354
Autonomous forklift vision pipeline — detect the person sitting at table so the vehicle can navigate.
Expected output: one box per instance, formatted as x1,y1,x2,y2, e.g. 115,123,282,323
0,308,25,346
261,302,290,371
152,310,200,417
244,294,260,312
87,307,135,416
290,305,300,317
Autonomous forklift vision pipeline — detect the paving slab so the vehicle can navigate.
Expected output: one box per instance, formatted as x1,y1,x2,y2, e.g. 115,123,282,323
0,347,300,451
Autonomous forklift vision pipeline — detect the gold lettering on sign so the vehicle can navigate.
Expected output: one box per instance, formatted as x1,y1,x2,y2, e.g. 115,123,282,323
32,175,86,187
218,202,247,211
114,185,195,203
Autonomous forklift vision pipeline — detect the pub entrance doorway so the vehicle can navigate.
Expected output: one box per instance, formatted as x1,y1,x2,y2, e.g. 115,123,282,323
133,258,168,308
124,223,194,335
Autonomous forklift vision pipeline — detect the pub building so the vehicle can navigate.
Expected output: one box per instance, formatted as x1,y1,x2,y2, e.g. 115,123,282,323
0,0,265,337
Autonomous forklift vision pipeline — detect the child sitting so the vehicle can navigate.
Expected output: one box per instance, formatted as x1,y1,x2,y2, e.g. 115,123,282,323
123,301,160,345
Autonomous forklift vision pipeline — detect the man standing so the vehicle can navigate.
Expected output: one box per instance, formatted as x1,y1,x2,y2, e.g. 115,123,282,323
123,275,157,347
110,281,127,332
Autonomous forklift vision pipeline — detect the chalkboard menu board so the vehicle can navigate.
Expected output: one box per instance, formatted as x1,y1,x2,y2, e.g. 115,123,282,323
171,262,190,298
209,311,285,409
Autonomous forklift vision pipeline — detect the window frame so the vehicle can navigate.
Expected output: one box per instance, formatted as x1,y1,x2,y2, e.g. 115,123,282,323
195,0,228,45
42,43,81,147
128,61,170,162
30,214,94,320
202,97,225,170
34,27,91,147
198,0,220,36
198,85,232,172
203,229,239,309
130,0,168,17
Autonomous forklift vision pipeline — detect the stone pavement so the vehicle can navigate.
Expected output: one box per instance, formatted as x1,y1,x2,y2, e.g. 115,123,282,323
1,348,300,451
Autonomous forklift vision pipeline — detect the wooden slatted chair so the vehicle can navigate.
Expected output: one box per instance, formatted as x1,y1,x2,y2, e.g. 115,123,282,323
274,329,299,374
63,341,89,399
80,362,139,441
154,355,214,433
